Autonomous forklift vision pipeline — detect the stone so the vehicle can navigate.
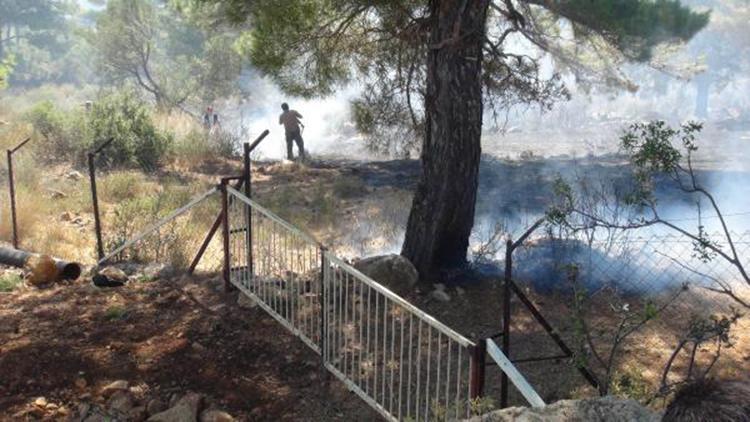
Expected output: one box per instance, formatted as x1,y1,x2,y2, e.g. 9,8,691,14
48,189,67,199
75,377,88,389
463,396,660,422
455,286,466,296
34,397,48,407
146,398,167,416
353,254,419,295
237,294,257,309
128,406,148,422
147,393,203,422
108,390,134,414
430,289,451,302
97,267,128,285
101,380,129,398
67,170,83,181
200,409,235,422
60,211,74,222
434,283,446,291
143,263,174,280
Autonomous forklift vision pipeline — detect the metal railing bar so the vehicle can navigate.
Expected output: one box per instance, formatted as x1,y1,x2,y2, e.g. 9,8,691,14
325,253,474,348
325,362,398,422
97,187,218,266
486,338,545,408
227,187,320,246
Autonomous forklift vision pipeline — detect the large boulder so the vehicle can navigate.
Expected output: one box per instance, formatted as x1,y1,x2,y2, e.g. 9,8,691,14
353,254,419,295
465,396,660,422
147,393,203,422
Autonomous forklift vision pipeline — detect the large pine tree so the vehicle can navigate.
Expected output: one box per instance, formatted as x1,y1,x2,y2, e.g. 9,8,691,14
193,0,709,278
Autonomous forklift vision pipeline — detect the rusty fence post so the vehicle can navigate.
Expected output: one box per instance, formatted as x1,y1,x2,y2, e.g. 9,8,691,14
6,137,31,249
501,238,514,408
88,138,114,261
244,142,253,276
470,338,487,400
220,179,231,292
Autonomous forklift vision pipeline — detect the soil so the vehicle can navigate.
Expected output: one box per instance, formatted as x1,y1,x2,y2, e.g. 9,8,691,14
0,271,381,421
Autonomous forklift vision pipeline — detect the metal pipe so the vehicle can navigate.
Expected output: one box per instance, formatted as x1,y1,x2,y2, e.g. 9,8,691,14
501,238,512,407
6,137,31,249
221,179,231,292
244,141,253,276
0,246,82,281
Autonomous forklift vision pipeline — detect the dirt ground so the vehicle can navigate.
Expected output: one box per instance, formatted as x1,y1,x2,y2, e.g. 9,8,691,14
0,270,381,421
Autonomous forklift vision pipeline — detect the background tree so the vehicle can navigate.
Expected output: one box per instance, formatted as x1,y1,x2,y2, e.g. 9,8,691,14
89,0,242,110
199,0,709,278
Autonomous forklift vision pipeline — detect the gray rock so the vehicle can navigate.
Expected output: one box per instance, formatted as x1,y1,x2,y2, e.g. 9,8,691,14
100,380,129,398
353,254,419,295
148,393,203,422
107,390,134,414
237,294,257,309
464,396,660,422
200,409,235,422
98,267,129,284
67,170,83,181
430,289,451,302
146,398,167,416
144,263,174,279
128,406,148,422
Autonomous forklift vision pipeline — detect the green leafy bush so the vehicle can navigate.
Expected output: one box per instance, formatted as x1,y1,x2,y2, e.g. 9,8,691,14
88,91,173,170
25,90,173,170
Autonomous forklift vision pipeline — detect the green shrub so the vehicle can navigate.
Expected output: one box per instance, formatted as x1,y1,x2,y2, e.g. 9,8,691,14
0,273,22,292
88,91,173,170
25,90,173,171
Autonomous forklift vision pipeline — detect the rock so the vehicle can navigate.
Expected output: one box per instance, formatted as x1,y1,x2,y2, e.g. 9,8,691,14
430,289,451,302
34,397,48,408
191,342,207,354
237,294,257,309
108,390,134,414
48,189,67,199
143,263,174,279
146,398,167,416
60,211,74,222
455,286,466,296
67,170,83,181
128,406,148,422
353,254,419,295
155,291,181,307
434,283,446,291
75,377,88,389
101,380,129,398
94,267,128,287
200,409,235,422
147,393,203,422
463,396,660,422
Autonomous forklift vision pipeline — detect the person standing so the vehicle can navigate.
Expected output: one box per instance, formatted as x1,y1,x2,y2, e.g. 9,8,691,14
279,103,306,160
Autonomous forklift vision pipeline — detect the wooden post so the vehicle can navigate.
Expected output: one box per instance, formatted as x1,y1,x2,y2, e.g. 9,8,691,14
501,239,513,407
88,152,104,260
470,339,487,399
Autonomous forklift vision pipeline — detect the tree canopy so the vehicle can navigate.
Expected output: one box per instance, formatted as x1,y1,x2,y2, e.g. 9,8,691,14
196,0,708,277
88,0,242,110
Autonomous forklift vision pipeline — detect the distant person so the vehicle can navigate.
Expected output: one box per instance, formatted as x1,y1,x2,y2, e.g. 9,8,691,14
662,378,750,422
279,103,306,160
203,106,213,129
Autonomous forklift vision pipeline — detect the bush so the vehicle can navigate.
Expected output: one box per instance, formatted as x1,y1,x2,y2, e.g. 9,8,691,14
88,91,173,170
25,90,173,171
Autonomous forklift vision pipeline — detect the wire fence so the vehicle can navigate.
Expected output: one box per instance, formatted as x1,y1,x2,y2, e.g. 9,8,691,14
505,224,750,397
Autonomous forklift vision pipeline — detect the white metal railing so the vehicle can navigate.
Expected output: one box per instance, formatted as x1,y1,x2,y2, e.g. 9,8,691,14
227,187,323,353
224,186,544,420
323,253,476,421
485,339,545,408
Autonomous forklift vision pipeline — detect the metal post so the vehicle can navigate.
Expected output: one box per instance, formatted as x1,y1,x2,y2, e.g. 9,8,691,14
87,138,113,260
501,239,513,408
7,150,17,249
244,142,253,276
88,153,104,260
221,179,231,292
469,339,487,399
319,246,327,356
6,137,31,249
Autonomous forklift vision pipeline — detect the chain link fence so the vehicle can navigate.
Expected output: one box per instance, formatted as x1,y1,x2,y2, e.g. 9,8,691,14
504,224,750,401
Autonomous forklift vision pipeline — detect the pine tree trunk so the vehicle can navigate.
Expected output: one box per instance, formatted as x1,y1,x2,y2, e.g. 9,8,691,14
401,0,489,279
